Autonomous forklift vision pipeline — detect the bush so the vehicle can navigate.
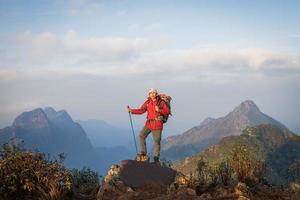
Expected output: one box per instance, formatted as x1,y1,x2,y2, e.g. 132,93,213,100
288,160,300,182
196,159,208,185
228,144,265,185
216,160,234,186
70,167,100,195
0,143,71,200
196,159,219,186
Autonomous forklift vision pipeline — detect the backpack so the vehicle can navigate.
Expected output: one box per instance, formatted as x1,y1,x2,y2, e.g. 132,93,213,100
157,94,172,123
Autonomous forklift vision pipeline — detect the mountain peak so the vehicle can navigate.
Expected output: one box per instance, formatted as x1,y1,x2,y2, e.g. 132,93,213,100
233,100,260,113
13,108,50,129
44,107,57,118
200,117,216,127
54,110,73,122
43,107,73,122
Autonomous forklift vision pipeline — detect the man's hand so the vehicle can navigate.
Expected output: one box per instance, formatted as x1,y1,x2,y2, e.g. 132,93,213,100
155,106,159,112
127,107,132,113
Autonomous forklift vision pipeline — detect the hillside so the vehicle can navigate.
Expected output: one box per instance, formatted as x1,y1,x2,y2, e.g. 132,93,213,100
174,124,300,185
161,100,288,161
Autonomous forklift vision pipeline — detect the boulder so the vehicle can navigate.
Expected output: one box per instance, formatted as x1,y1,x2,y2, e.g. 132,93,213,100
118,160,177,187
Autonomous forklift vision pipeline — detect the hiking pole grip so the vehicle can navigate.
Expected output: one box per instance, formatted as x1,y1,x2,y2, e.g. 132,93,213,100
127,105,138,154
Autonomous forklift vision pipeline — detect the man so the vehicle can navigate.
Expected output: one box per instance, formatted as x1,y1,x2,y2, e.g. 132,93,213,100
128,88,170,164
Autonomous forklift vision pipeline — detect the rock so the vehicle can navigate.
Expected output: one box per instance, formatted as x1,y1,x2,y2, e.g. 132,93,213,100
97,160,177,199
238,196,250,200
290,181,300,192
103,164,121,183
175,172,189,186
118,160,177,187
200,193,212,199
235,182,250,199
186,188,196,196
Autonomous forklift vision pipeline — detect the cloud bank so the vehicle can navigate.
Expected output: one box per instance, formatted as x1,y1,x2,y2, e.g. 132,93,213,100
0,30,299,134
1,30,299,84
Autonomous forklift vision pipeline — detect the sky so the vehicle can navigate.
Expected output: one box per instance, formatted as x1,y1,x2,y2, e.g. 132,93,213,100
0,0,300,136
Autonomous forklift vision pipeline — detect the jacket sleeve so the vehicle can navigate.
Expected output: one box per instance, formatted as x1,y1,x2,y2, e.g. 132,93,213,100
131,100,148,115
158,101,170,116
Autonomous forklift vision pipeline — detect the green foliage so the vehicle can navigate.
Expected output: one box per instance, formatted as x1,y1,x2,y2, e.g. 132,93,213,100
293,135,300,142
69,167,100,195
216,160,234,186
0,143,72,200
196,159,221,186
195,144,266,188
288,160,300,182
196,159,208,185
228,144,266,185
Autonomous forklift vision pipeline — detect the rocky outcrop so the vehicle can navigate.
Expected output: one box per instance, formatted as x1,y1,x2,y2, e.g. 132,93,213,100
97,160,196,200
118,160,176,187
13,108,50,130
97,160,300,200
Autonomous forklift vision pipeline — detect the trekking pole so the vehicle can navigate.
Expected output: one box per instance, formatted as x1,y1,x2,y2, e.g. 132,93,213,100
127,106,138,154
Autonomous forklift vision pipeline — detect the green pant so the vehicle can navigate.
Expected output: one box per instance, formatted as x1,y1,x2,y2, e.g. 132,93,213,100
139,125,162,157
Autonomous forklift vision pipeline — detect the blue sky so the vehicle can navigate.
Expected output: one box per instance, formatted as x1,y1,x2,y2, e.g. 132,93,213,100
2,0,300,49
0,0,300,135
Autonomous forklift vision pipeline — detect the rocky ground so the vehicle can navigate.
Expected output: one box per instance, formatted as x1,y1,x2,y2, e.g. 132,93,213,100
96,160,300,200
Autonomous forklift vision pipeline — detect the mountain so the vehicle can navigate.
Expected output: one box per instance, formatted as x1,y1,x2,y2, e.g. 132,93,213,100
161,100,288,161
76,119,132,148
93,146,136,174
0,107,103,173
174,124,300,185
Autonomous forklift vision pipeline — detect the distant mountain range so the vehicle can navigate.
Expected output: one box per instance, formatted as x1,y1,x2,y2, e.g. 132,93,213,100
161,100,288,161
0,107,103,173
174,124,300,185
76,119,132,148
76,119,137,171
1,100,296,179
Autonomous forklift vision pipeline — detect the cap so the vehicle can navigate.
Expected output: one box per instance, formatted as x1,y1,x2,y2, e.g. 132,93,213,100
148,88,158,94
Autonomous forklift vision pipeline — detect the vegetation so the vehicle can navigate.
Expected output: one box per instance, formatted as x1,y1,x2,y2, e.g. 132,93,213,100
194,143,266,193
70,167,100,197
288,159,300,182
0,143,71,200
0,142,100,200
228,144,266,185
216,160,234,186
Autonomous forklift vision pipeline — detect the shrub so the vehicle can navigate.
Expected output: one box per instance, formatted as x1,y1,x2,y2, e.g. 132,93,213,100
228,144,265,185
0,143,71,200
196,159,208,185
70,167,100,195
288,160,300,182
216,160,234,186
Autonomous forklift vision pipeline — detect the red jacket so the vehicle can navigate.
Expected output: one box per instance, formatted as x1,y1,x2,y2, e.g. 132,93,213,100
131,96,170,131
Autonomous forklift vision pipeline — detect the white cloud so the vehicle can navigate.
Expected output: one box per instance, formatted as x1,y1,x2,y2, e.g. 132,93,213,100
29,32,61,63
63,30,151,62
0,31,299,84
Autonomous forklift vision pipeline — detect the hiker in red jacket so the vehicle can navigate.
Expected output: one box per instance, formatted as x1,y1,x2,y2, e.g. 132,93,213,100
128,88,170,163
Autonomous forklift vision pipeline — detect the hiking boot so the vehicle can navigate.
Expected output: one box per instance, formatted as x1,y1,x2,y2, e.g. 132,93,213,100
135,152,149,162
